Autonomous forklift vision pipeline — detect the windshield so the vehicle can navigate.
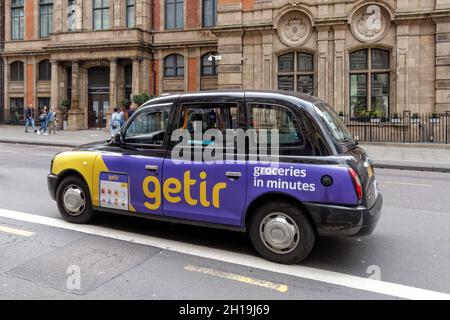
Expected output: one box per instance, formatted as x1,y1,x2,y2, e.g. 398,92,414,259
314,103,354,143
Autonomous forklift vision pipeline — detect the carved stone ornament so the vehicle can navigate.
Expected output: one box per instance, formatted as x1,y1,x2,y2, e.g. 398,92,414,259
351,4,390,43
277,11,312,47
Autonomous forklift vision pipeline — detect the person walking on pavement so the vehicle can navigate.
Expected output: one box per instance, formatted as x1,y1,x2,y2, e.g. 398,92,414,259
47,107,57,134
24,105,37,133
37,106,49,135
110,108,122,137
119,106,129,128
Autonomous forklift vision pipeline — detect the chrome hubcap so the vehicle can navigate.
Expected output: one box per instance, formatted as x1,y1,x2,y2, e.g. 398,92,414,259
63,185,86,216
260,213,300,254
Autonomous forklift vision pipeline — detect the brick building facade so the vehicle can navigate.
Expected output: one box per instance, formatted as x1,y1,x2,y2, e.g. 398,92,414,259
1,0,450,130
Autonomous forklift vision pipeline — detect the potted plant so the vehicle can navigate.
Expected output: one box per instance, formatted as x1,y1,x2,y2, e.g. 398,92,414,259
391,113,401,124
60,99,71,130
430,112,440,123
132,92,153,107
370,109,382,123
411,113,420,123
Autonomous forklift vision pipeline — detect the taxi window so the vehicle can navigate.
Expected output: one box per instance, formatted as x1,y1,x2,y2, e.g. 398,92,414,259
248,103,303,146
124,107,171,146
178,103,238,145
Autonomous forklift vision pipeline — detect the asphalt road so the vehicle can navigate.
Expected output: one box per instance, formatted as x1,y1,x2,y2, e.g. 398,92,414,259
0,143,449,299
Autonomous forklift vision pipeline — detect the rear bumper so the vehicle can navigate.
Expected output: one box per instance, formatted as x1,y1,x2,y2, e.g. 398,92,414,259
304,193,383,237
47,174,58,201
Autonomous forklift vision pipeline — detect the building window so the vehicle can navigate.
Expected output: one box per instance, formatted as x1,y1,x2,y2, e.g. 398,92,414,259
164,54,184,77
40,0,53,38
126,0,135,28
10,61,24,81
10,98,24,121
38,60,51,81
68,0,76,31
93,0,110,30
201,52,218,76
350,48,390,116
202,0,217,27
11,0,24,40
165,0,183,30
277,52,314,94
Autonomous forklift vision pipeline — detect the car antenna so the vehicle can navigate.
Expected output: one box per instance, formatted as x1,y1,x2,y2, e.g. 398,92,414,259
309,76,323,96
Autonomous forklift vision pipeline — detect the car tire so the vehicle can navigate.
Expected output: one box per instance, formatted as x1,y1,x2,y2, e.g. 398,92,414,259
248,201,315,264
56,175,95,224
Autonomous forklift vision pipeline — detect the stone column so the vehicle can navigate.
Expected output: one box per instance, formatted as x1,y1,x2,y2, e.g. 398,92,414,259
3,58,9,120
316,26,330,102
50,59,60,126
109,59,118,109
132,58,142,96
333,25,346,114
68,60,85,130
396,22,410,113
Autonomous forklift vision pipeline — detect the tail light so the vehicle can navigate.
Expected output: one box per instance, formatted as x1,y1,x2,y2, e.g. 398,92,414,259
348,167,363,201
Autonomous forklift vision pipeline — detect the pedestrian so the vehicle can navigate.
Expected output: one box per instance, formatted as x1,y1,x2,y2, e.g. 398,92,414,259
127,103,137,118
120,106,129,128
37,106,49,136
110,108,121,137
47,107,57,134
24,105,37,133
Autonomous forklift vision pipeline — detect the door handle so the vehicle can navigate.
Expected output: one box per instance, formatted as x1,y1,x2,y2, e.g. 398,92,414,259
225,171,242,180
145,165,159,172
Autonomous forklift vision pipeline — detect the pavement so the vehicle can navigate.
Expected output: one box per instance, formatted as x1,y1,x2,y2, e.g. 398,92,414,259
0,124,449,172
0,143,450,299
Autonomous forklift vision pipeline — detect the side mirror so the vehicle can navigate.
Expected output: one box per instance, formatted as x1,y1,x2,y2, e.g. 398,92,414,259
112,131,124,146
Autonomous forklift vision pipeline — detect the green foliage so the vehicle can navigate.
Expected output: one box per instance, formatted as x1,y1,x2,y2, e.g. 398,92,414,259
132,92,153,107
369,108,383,118
412,113,419,119
60,99,71,110
431,112,439,118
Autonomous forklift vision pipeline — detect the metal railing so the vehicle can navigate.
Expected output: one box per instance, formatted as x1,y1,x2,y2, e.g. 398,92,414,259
340,111,450,144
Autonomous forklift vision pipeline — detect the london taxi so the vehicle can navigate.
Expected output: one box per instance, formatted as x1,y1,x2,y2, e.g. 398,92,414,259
47,91,382,264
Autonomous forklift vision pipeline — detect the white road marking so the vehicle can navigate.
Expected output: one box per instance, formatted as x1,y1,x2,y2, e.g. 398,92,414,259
185,265,288,293
0,208,449,300
0,225,34,237
384,181,432,187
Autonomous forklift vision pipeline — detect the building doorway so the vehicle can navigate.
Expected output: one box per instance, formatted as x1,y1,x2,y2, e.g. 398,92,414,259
88,66,110,128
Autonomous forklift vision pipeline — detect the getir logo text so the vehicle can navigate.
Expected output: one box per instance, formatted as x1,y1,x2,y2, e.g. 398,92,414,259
142,171,227,210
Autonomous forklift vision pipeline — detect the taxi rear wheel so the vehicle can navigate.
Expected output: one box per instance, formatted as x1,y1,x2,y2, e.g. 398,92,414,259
56,176,95,224
248,201,315,264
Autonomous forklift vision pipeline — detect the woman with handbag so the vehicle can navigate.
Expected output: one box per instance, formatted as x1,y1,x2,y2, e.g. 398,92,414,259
110,108,121,137
37,106,49,136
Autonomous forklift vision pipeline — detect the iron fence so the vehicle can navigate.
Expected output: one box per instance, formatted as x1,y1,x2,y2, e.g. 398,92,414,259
340,111,450,144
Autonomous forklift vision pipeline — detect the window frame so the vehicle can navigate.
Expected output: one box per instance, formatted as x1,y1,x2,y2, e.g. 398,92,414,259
10,61,24,81
10,97,25,121
202,0,217,28
38,60,52,81
164,54,185,78
39,0,53,38
126,0,135,28
277,52,315,94
246,102,305,149
11,0,24,40
165,0,184,30
93,0,110,30
349,48,391,115
122,104,173,149
201,52,219,76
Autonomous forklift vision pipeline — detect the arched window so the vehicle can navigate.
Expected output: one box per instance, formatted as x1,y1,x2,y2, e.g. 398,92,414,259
38,60,51,81
10,61,24,81
277,52,314,93
350,48,390,116
40,0,53,38
93,0,110,30
164,54,184,77
11,0,24,40
202,0,217,27
126,0,135,28
201,52,218,76
165,0,184,30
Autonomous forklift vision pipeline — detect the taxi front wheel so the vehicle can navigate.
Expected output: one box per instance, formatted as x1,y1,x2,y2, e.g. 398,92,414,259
249,202,315,264
56,176,96,224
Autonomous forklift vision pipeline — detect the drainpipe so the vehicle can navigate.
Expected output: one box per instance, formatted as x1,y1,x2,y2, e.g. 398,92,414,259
241,27,246,89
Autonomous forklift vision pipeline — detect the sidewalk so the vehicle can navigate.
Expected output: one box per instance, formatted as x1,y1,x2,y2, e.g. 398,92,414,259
0,125,449,172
